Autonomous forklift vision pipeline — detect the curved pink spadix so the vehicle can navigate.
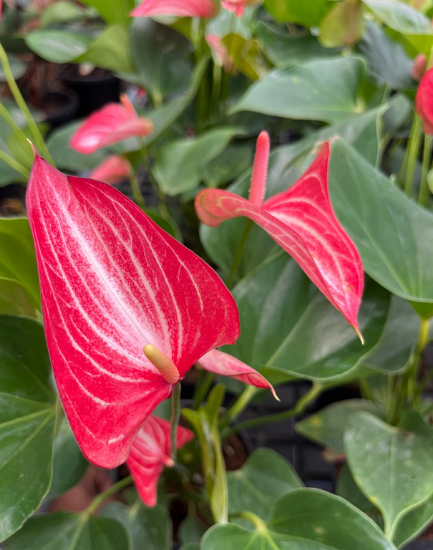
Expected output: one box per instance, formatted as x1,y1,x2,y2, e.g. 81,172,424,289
26,153,240,468
70,94,154,155
197,349,278,399
195,140,364,333
131,0,217,18
127,415,193,507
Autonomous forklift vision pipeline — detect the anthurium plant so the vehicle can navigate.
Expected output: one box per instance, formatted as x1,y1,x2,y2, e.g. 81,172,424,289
1,0,433,549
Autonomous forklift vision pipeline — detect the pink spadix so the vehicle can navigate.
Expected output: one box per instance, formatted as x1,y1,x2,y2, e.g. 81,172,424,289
195,133,364,336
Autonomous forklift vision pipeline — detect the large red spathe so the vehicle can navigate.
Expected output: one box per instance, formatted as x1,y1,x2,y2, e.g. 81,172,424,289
131,0,217,18
416,66,433,135
26,153,240,468
195,134,364,334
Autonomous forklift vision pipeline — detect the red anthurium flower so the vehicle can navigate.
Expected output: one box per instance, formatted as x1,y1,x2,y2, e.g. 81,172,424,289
221,0,261,17
26,152,240,468
70,94,154,155
89,156,131,185
127,415,194,507
195,132,364,334
197,349,278,399
416,67,433,135
131,0,217,18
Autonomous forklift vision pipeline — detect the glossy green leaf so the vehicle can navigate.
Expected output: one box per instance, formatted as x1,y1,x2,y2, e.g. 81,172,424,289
336,463,381,519
221,34,267,80
296,399,383,454
78,25,133,74
319,0,364,48
153,127,243,196
79,0,134,25
47,418,88,501
256,22,338,69
361,0,432,34
391,492,433,548
330,139,433,307
40,1,92,28
203,489,397,550
222,255,389,384
345,411,433,538
25,30,93,63
100,500,170,550
0,218,40,309
179,515,207,545
228,448,302,520
270,489,397,550
361,296,419,374
130,18,192,105
0,277,38,319
358,21,413,90
263,0,332,27
202,145,252,188
3,511,130,549
200,105,383,281
0,315,56,542
230,56,365,123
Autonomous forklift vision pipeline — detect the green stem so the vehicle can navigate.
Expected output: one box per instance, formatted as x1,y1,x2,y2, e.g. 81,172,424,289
224,383,324,437
129,169,146,209
171,382,181,462
404,115,422,197
86,475,133,514
408,318,430,404
193,370,214,409
211,62,222,125
0,149,29,177
139,143,169,217
220,385,257,429
0,42,54,165
226,219,253,289
419,134,432,206
0,102,30,153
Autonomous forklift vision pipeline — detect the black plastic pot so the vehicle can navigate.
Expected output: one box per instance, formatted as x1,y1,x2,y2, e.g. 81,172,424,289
59,65,121,118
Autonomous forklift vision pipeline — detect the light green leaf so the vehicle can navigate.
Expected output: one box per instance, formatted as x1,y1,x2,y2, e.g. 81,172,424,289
329,139,433,307
100,500,171,550
391,491,433,547
153,127,243,195
319,0,365,48
0,218,40,309
78,25,133,74
231,57,365,124
40,1,92,28
345,411,433,538
25,30,93,63
228,448,302,520
79,0,134,25
0,315,56,542
361,0,432,34
130,18,192,105
0,277,38,318
47,418,88,501
296,399,383,454
3,511,130,549
263,0,332,27
336,463,381,519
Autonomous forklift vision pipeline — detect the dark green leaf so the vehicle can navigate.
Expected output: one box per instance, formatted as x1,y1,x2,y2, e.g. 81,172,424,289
230,56,365,123
47,418,88,501
336,463,381,518
202,145,252,188
78,25,133,74
0,218,40,309
130,18,192,105
179,515,207,545
25,30,93,63
100,500,170,550
0,315,56,542
3,511,130,549
345,411,433,537
153,127,243,195
228,448,302,519
330,139,433,307
391,492,433,548
0,277,38,318
296,399,383,454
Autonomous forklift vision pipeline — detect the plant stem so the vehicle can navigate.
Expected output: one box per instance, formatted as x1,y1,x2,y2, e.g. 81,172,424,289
0,42,54,165
220,385,257,429
0,102,30,153
408,318,430,404
226,219,253,289
0,149,29,177
404,115,422,197
129,169,146,209
224,383,324,437
86,475,133,514
419,134,432,206
171,382,181,462
139,143,170,217
193,370,214,409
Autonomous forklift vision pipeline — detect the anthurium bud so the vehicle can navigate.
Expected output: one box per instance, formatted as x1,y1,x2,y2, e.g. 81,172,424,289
412,54,427,81
416,67,433,135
